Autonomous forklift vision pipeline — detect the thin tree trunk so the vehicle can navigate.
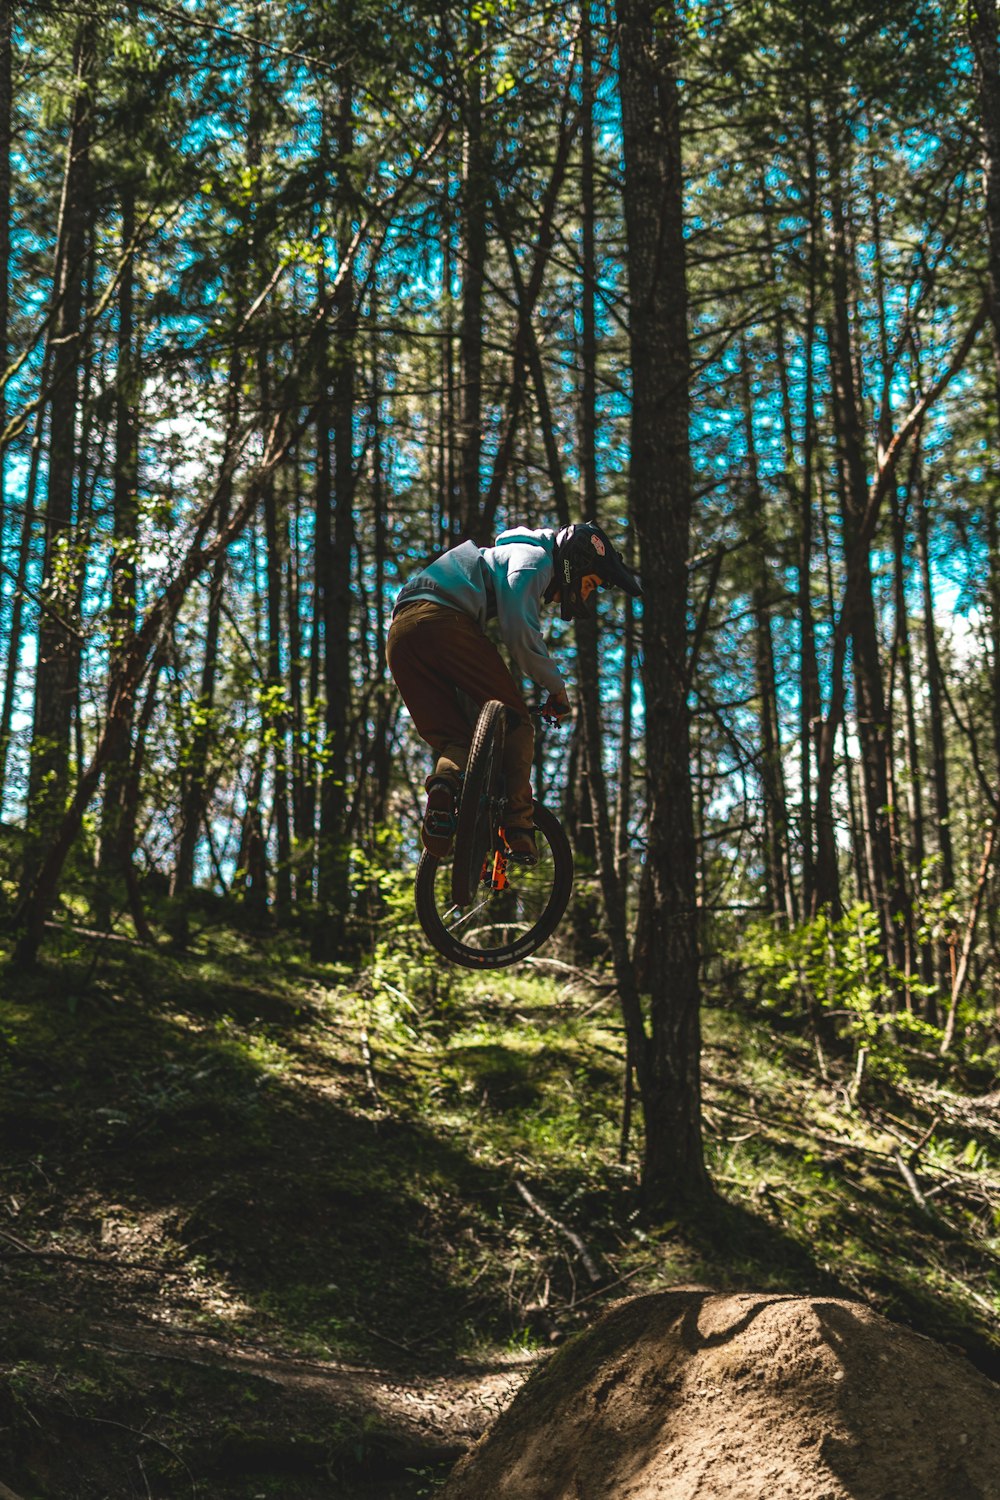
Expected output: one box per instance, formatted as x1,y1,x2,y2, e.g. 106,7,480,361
0,0,11,602
967,0,1000,772
739,336,792,923
941,806,1000,1054
286,455,310,878
822,113,907,973
249,40,290,923
171,347,242,917
458,15,487,540
0,374,49,804
96,187,139,930
314,72,356,960
915,465,954,1021
22,20,94,899
118,643,167,946
893,440,935,1006
616,573,636,885
369,323,391,828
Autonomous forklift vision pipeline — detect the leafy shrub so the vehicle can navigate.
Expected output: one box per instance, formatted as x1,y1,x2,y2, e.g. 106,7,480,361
738,902,942,1079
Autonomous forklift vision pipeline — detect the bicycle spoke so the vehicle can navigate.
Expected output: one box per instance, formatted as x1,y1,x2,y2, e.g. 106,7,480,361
442,894,494,931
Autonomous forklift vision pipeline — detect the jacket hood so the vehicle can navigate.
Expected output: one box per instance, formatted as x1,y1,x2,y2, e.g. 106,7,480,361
493,526,557,550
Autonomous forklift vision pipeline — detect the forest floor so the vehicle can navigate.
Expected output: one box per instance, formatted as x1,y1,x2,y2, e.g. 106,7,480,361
1,911,999,1498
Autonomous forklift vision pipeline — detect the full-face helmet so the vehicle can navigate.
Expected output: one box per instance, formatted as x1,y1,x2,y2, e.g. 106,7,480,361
551,521,642,622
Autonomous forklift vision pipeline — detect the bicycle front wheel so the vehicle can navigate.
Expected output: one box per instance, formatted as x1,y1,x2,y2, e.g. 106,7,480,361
415,802,574,969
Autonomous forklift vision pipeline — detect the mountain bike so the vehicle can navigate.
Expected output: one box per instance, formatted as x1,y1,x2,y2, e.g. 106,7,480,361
414,699,574,969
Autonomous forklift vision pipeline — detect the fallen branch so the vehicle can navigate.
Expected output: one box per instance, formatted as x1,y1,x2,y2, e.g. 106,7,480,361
522,955,617,991
0,1226,166,1272
43,919,147,947
83,1339,282,1385
894,1150,931,1213
68,1413,195,1498
514,1179,602,1284
359,1025,382,1110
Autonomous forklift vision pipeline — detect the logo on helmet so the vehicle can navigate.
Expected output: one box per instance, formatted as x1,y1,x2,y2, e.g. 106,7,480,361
591,535,606,557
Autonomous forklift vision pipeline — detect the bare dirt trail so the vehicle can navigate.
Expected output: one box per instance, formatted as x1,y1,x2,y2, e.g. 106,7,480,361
0,1284,536,1497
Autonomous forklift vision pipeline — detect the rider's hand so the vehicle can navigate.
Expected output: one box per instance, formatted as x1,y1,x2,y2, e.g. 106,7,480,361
542,690,572,720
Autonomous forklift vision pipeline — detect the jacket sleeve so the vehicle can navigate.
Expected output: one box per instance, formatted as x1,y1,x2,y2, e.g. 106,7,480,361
495,561,567,697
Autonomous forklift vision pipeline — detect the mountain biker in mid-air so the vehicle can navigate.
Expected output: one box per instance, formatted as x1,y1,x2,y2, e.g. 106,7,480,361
386,521,642,866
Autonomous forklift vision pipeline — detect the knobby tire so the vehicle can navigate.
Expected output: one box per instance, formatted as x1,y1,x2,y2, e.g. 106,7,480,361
415,800,573,969
451,698,508,908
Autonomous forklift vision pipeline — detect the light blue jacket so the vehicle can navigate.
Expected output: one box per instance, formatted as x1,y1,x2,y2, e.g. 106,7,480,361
394,527,566,697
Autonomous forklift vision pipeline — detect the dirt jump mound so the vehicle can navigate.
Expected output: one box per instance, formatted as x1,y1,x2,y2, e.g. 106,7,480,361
442,1288,1000,1500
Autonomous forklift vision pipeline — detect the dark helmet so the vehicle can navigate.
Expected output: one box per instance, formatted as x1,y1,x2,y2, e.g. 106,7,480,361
551,521,642,622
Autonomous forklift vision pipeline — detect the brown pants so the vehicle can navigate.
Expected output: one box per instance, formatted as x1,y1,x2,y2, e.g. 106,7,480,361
385,600,535,827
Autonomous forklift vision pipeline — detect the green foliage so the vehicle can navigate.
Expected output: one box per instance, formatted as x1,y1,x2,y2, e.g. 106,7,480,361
740,903,943,1079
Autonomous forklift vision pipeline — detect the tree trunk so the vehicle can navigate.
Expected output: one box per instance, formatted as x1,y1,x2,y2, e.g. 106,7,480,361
892,443,933,1003
458,15,487,541
313,74,356,960
967,0,1000,773
739,336,793,923
96,187,140,930
171,348,241,921
823,115,905,973
915,478,955,892
0,0,11,601
617,0,708,1211
22,20,94,899
0,373,47,808
249,41,290,923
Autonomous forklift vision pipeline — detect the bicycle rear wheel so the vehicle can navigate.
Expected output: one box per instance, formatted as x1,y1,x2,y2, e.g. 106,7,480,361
415,802,573,969
451,698,508,908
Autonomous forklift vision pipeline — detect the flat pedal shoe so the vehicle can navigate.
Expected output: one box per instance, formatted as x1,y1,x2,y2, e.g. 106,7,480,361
422,779,458,858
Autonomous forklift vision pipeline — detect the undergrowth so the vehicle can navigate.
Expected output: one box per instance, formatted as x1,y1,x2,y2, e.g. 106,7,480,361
0,920,998,1497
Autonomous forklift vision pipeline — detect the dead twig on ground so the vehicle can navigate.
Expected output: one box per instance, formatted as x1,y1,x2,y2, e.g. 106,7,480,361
513,1179,602,1285
894,1151,932,1214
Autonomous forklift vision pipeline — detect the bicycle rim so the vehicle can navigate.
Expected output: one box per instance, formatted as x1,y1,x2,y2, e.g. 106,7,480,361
415,802,573,969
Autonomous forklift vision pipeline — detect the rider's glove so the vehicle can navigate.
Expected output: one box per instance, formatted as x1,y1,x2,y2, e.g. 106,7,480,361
541,691,572,720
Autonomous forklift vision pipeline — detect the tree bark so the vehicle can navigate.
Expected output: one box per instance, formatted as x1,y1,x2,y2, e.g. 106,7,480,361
617,0,708,1211
95,187,140,930
967,0,1000,773
313,72,357,960
458,15,487,541
171,347,241,923
249,39,290,924
0,0,11,596
22,20,94,899
823,118,903,969
739,336,793,923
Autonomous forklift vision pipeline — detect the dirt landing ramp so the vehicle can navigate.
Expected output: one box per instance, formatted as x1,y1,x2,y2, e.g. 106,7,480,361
441,1289,1000,1499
